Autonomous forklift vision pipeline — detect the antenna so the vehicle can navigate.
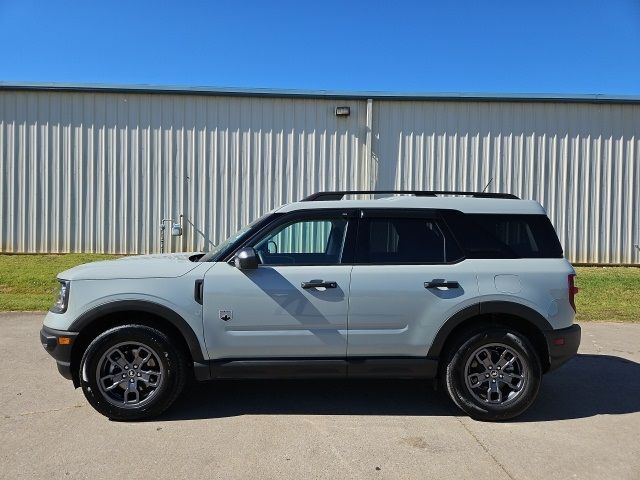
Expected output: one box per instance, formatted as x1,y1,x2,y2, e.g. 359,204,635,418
482,178,493,192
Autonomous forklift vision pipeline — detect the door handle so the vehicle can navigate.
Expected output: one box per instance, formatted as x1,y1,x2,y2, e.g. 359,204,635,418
301,280,338,289
424,280,460,289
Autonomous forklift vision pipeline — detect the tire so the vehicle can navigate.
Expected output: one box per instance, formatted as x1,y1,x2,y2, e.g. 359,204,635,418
442,327,542,421
79,324,187,421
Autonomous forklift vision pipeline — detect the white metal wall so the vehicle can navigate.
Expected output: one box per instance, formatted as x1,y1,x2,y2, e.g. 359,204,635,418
373,101,640,264
0,92,368,254
1,89,638,264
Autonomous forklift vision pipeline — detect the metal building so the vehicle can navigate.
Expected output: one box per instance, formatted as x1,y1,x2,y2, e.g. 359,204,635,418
0,83,638,264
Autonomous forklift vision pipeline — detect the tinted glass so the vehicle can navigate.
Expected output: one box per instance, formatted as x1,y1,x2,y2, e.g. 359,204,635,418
356,217,463,264
441,211,563,259
253,218,348,265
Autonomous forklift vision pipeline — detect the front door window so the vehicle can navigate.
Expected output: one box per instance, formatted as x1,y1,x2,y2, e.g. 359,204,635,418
254,218,348,265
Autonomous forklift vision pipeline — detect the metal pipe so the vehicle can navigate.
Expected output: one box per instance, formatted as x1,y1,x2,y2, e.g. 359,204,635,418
160,218,174,253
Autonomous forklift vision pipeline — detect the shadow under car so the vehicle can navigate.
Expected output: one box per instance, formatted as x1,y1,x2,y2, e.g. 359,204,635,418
158,354,640,422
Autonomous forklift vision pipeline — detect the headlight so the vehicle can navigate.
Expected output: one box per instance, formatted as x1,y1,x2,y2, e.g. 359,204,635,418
50,280,70,313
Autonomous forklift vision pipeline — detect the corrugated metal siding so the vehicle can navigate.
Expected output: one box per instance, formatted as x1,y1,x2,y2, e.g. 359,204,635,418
1,90,638,264
373,101,640,264
0,92,367,254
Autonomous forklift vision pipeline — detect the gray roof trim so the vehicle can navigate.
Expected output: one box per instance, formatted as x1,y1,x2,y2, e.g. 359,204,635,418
1,81,640,104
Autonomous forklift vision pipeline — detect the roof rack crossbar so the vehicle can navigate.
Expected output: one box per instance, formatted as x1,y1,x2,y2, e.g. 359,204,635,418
301,190,519,201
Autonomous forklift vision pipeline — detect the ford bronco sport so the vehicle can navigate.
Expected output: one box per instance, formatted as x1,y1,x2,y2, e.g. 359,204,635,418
40,190,581,421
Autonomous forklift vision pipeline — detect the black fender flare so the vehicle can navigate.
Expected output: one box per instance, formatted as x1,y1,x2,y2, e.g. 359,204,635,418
69,300,206,363
427,301,552,358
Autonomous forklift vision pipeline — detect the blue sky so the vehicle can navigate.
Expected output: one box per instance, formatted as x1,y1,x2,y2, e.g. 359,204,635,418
1,0,639,94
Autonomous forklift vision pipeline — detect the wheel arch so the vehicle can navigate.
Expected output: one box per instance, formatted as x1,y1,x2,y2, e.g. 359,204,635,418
428,301,552,372
68,300,205,387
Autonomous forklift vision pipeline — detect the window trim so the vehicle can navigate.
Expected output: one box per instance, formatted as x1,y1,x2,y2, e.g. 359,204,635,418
353,209,466,266
225,209,359,267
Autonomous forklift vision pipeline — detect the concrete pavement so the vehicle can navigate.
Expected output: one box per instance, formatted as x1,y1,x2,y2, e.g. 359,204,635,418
1,313,639,479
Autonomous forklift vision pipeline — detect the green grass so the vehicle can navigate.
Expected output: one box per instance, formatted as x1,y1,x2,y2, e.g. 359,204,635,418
0,255,638,322
574,266,640,323
0,254,121,311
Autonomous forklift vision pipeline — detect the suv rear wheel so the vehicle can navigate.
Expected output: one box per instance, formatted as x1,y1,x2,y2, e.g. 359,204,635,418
79,324,187,421
442,327,541,421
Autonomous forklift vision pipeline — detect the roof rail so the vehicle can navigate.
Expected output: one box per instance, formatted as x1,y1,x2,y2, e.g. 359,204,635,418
301,190,519,201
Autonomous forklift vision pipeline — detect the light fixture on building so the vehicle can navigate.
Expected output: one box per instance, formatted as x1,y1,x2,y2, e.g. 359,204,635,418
335,106,351,117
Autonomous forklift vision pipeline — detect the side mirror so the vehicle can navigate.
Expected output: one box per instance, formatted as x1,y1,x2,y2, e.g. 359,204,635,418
233,247,259,270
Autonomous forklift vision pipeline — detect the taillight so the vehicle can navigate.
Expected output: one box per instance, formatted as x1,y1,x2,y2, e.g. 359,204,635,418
568,274,578,312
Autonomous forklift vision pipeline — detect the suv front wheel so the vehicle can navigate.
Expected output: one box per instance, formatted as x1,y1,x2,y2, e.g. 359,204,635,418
443,327,542,421
79,324,187,421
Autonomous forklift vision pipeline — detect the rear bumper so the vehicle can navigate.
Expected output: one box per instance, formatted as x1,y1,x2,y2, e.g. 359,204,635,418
40,325,79,381
544,324,581,371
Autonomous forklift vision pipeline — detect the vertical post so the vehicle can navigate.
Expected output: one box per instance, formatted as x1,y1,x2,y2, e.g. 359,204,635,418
160,223,165,253
179,213,185,252
365,99,375,190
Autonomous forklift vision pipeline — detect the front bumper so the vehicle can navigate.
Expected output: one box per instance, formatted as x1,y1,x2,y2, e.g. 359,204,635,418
40,325,79,380
544,324,581,371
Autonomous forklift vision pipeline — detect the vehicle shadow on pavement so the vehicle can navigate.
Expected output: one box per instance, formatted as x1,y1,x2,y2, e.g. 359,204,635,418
160,354,640,422
517,354,640,422
164,378,453,420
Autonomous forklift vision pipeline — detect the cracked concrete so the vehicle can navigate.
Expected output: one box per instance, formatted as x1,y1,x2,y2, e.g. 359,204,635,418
456,417,517,480
1,313,639,479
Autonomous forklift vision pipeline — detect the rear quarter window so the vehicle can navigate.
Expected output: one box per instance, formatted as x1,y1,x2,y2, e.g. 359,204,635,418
441,211,563,259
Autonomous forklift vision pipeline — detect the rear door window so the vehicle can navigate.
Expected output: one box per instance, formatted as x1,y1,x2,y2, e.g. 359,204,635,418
355,215,463,264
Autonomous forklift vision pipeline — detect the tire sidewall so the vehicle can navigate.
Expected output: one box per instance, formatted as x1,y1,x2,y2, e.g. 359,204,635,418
445,328,541,421
80,325,185,421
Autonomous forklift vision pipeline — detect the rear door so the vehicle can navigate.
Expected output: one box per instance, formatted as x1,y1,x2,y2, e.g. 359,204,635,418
347,209,479,357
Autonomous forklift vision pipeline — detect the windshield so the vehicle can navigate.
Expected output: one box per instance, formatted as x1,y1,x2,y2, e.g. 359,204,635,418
199,213,274,262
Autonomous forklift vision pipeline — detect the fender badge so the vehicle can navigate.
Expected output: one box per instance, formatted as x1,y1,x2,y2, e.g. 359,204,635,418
219,310,232,321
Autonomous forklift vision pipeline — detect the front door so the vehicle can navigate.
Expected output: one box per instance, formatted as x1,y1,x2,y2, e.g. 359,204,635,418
203,211,356,360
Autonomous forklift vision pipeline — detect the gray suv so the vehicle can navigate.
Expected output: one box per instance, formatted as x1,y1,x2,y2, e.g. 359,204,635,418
40,190,581,421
